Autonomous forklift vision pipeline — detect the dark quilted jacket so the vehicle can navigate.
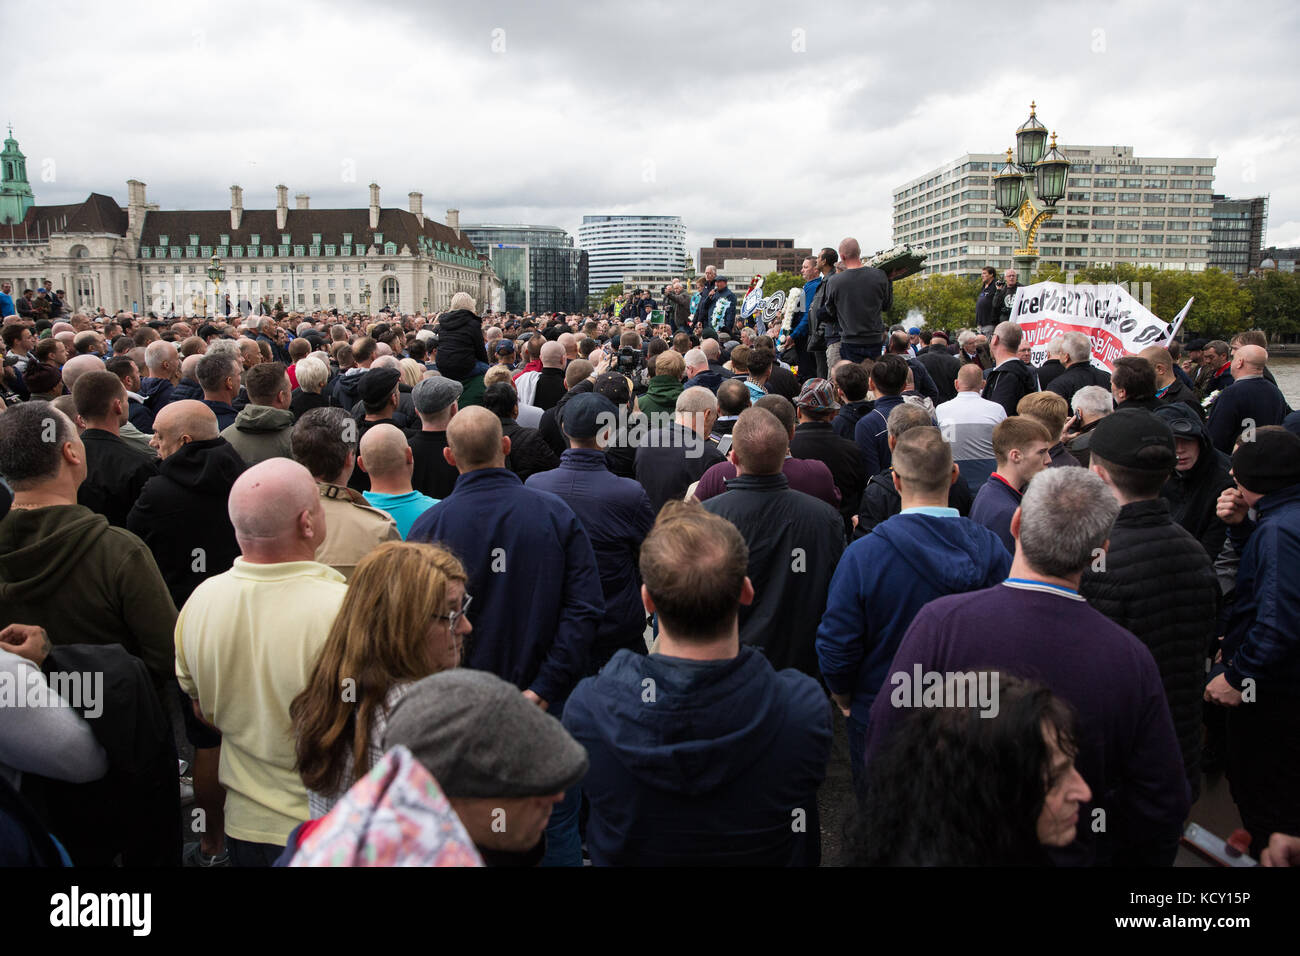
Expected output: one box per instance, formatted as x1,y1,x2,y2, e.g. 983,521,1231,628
1080,498,1217,798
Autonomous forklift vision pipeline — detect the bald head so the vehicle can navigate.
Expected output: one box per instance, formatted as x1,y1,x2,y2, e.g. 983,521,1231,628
445,405,507,473
227,458,323,562
701,337,721,361
60,353,106,391
540,341,566,368
1235,344,1268,373
838,237,861,262
151,400,219,459
180,353,203,383
358,423,412,482
955,364,985,392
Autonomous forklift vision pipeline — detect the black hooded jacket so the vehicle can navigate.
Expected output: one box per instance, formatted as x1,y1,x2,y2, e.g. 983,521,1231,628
1155,405,1233,560
126,437,246,608
436,309,488,381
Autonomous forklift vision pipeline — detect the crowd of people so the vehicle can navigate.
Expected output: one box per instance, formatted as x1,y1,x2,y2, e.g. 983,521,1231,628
1,237,1299,869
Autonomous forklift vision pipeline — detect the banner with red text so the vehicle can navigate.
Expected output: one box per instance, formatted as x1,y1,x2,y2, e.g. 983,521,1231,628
1009,281,1178,372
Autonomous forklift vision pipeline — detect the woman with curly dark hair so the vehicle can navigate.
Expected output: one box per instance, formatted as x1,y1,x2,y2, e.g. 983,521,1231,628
848,675,1091,865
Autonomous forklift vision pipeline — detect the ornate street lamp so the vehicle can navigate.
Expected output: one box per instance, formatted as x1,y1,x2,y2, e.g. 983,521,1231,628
207,254,225,317
1034,132,1070,206
993,148,1025,218
363,281,372,314
1015,102,1048,169
997,102,1071,279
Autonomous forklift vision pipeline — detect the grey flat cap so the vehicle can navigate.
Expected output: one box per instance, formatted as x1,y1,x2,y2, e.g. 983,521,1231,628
412,375,463,415
383,670,588,799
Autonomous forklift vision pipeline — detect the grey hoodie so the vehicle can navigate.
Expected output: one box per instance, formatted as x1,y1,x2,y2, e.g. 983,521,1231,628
220,404,295,466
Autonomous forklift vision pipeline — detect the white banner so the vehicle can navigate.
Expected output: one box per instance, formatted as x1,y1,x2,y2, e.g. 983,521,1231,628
1009,281,1178,372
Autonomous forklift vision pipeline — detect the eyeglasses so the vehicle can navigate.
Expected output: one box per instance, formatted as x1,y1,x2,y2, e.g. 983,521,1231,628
433,593,472,630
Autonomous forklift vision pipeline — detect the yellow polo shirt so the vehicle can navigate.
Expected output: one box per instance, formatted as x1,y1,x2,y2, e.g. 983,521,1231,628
175,558,347,845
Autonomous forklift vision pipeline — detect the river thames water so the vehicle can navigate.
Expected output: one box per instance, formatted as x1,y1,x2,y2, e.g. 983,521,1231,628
1267,356,1300,404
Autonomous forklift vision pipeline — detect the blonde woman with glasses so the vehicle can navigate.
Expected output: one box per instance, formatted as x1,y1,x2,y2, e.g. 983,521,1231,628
291,541,472,818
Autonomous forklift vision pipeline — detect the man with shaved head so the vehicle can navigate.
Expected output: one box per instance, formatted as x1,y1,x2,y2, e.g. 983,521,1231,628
175,457,346,866
819,237,892,364
1206,343,1288,454
700,407,844,677
1141,344,1202,418
127,399,246,867
173,352,205,402
357,423,438,538
128,401,246,608
408,404,603,866
520,339,567,411
935,362,1007,491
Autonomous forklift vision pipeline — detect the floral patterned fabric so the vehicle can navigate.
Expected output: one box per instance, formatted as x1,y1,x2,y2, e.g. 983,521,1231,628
290,745,482,867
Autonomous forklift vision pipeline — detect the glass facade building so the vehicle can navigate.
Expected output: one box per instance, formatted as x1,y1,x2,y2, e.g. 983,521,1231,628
460,224,589,314
1209,195,1268,276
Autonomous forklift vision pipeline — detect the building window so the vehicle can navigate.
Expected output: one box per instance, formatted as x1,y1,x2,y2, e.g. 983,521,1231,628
189,235,199,246
251,234,260,246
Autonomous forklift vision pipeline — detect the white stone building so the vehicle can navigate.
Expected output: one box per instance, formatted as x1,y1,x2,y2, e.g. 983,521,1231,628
0,133,500,316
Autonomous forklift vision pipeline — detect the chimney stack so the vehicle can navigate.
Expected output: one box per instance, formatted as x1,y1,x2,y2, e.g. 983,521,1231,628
295,192,310,210
230,184,244,230
408,191,424,226
369,183,381,230
446,208,460,239
275,184,288,231
126,179,147,235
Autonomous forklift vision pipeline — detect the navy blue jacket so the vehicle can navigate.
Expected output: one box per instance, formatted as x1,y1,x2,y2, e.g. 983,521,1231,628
407,468,604,706
1222,482,1300,694
1206,377,1289,454
526,449,655,665
138,377,175,414
562,646,831,866
833,400,874,442
817,512,1010,723
853,395,904,476
170,379,201,402
200,399,237,430
969,474,1022,554
682,369,727,394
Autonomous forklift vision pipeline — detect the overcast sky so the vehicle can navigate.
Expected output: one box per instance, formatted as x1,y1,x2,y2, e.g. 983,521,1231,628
16,0,1299,258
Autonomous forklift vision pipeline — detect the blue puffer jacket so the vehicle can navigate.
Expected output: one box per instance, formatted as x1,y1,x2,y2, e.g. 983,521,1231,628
562,646,831,866
816,512,1011,724
1222,482,1300,694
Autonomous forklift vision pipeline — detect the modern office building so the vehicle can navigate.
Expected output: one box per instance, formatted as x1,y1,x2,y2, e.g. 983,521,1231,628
577,214,688,296
460,223,588,314
699,238,810,274
1209,195,1268,275
892,144,1217,277
0,142,498,315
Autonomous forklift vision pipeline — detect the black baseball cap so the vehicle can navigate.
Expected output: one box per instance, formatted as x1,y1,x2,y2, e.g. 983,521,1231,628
1090,408,1176,472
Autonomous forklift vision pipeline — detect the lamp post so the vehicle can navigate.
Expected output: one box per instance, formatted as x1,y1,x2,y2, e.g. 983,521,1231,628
206,254,225,318
363,281,372,315
992,102,1071,279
